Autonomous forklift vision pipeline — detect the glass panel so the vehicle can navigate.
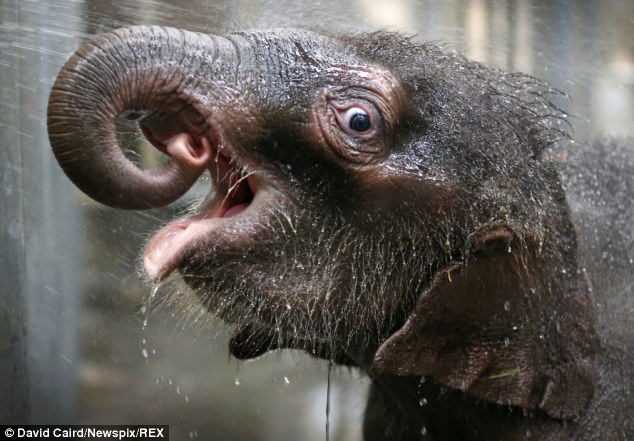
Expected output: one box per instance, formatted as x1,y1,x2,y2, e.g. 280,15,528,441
1,0,632,439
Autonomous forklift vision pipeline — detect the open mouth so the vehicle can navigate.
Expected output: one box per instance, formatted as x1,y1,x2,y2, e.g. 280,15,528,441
139,119,277,283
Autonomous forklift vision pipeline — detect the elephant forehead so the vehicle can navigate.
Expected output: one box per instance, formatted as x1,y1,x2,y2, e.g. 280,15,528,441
222,30,403,116
324,64,403,98
234,28,370,70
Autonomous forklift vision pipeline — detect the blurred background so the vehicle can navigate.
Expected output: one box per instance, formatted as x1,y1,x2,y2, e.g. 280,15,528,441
1,1,632,440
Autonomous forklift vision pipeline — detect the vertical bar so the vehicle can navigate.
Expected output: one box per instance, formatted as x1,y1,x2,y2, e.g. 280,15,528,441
0,0,30,424
17,0,85,423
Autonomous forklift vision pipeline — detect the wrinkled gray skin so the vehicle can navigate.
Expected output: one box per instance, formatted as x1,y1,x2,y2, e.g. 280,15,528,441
47,26,633,440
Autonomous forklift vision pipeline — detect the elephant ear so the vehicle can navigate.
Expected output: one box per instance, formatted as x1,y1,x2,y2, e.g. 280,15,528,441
372,225,598,419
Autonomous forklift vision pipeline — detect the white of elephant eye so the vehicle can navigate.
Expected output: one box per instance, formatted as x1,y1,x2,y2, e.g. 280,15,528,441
342,107,372,132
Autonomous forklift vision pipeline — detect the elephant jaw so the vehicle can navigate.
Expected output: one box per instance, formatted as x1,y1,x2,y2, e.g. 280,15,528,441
142,131,277,283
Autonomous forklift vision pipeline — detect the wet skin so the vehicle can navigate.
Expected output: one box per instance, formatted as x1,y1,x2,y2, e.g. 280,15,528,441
48,26,633,440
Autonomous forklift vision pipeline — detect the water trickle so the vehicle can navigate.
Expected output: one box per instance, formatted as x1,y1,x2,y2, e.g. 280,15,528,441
141,285,161,363
143,284,161,329
325,359,333,441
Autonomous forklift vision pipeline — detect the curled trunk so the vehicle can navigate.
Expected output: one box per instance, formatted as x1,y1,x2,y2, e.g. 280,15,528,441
47,26,221,209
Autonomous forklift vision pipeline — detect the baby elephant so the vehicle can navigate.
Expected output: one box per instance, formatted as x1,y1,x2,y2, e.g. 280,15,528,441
47,26,633,440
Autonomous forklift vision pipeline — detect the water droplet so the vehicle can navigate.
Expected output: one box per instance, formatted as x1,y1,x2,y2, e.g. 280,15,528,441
176,386,181,395
283,376,290,384
420,426,427,436
141,348,148,358
142,284,160,329
419,398,428,406
504,337,510,347
234,378,241,386
504,301,511,311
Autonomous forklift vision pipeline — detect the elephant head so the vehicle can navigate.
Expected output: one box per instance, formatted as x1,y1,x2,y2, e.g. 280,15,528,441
48,25,598,429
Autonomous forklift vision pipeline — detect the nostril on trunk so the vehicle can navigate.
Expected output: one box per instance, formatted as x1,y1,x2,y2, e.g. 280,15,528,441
165,134,213,169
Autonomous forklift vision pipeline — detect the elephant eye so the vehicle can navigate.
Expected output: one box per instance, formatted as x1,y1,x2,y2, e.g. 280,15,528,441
342,107,372,132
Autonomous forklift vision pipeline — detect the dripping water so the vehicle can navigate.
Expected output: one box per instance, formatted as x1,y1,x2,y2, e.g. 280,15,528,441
142,284,161,330
326,359,333,441
141,284,161,362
